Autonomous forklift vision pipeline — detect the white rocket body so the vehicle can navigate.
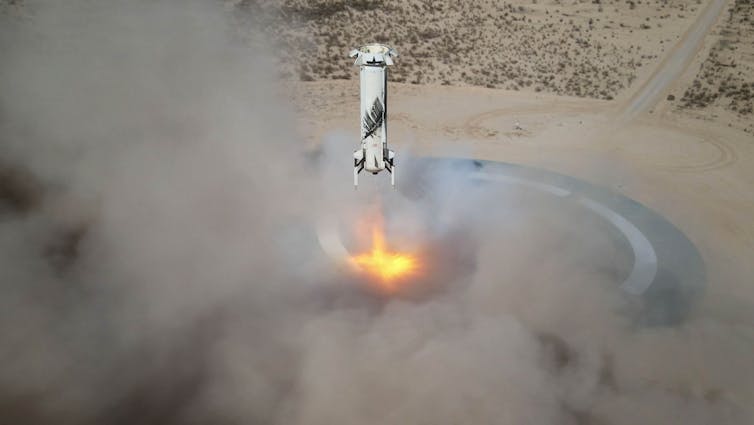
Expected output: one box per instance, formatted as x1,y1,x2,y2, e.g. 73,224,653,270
350,44,398,187
360,66,387,173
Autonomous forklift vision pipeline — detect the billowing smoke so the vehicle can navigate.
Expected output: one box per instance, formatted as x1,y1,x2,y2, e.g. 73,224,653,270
1,1,752,424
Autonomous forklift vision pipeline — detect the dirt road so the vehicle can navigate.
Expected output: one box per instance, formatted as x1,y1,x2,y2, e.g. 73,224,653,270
621,0,729,121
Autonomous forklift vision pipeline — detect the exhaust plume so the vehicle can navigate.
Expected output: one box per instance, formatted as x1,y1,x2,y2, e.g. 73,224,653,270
0,1,751,424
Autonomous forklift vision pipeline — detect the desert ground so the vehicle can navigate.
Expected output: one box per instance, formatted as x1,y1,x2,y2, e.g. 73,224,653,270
1,0,753,424
283,0,754,416
280,0,754,321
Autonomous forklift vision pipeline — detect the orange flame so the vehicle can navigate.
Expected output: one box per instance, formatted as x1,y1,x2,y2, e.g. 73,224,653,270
350,224,419,293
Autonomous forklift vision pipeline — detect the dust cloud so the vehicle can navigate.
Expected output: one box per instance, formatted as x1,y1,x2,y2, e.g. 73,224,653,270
0,1,752,424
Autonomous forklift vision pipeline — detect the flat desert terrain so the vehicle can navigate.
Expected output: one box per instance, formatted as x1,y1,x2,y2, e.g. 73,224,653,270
278,0,754,320
1,0,753,424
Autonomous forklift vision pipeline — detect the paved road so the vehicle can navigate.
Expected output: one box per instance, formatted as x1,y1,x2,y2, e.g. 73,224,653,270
622,0,728,121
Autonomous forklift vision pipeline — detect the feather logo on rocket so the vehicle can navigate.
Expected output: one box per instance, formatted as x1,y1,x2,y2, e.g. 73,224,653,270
362,98,384,140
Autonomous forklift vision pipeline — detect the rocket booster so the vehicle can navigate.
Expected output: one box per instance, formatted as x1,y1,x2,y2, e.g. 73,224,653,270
350,44,398,187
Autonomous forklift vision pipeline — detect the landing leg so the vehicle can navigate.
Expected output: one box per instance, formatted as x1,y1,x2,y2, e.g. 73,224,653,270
385,159,395,188
386,149,396,188
354,158,364,189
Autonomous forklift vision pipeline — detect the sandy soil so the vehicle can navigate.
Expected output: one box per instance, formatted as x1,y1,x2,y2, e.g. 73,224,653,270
235,0,706,100
242,0,752,129
0,0,752,422
673,0,754,134
282,0,754,327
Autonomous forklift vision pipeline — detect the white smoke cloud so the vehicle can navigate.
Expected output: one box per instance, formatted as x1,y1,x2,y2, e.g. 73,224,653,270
0,1,752,424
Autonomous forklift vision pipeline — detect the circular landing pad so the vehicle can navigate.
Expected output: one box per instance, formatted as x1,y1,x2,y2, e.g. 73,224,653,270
315,158,705,325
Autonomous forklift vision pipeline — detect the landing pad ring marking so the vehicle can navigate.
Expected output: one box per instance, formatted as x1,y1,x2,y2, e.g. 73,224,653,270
469,171,658,295
316,158,704,304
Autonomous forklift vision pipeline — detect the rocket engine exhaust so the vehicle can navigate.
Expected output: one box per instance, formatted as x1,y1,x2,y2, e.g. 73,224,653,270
349,218,421,294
